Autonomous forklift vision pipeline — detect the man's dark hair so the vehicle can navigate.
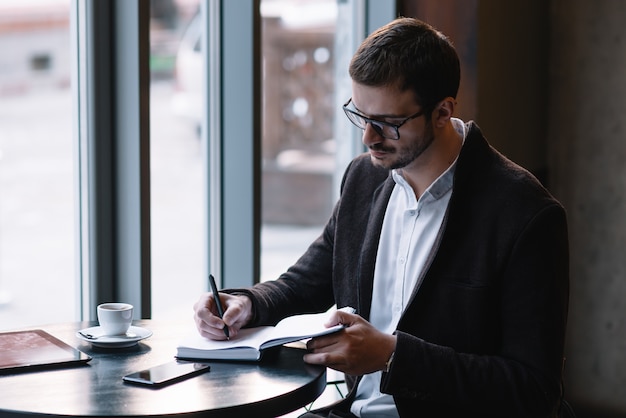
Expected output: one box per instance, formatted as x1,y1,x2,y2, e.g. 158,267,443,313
349,17,460,113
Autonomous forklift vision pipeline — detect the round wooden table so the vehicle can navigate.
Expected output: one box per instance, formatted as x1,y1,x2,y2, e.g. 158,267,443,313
0,320,327,417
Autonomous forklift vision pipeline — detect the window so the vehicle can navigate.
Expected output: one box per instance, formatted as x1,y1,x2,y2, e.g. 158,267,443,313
0,0,395,330
149,0,204,321
260,0,339,282
0,0,75,329
259,0,396,283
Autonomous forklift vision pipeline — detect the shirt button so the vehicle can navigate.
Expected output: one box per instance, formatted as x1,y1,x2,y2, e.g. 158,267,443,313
399,256,406,264
409,210,416,216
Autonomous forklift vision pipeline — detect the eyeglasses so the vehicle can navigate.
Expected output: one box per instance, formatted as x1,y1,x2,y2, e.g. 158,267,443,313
342,97,425,140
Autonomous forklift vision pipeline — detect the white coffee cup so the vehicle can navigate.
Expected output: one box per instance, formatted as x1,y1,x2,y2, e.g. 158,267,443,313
97,303,133,336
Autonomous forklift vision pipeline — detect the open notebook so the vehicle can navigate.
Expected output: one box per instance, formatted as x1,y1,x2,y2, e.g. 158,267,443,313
177,307,355,361
0,329,91,374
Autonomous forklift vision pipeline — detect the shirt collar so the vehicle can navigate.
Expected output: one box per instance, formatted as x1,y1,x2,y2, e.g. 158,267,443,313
391,118,465,202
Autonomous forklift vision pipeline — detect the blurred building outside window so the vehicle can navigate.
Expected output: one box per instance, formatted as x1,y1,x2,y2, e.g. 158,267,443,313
260,0,338,282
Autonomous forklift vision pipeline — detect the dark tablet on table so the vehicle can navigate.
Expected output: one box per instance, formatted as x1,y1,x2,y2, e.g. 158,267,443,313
0,329,91,374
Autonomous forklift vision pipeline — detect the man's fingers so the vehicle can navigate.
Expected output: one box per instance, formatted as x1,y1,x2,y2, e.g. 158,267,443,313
325,310,358,327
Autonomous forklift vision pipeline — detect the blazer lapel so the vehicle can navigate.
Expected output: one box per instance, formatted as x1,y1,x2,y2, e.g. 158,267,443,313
356,177,395,321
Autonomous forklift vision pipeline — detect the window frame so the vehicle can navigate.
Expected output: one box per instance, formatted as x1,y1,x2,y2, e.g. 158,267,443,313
203,0,262,289
73,0,396,319
74,0,151,320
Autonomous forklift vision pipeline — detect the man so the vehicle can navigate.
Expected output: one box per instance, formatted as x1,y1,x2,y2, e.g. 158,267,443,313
194,17,569,417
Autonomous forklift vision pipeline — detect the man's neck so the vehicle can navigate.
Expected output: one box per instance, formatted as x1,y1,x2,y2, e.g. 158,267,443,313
399,122,463,198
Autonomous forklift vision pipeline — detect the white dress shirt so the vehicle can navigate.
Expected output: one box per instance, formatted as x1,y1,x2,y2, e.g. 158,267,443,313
350,119,466,417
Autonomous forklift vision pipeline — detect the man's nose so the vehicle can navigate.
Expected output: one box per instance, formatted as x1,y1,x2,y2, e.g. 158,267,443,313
361,122,384,146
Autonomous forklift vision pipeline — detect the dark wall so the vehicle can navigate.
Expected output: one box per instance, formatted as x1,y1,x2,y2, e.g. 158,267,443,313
399,0,550,184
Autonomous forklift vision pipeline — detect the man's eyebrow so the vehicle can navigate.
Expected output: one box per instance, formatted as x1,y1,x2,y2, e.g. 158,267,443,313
353,103,403,119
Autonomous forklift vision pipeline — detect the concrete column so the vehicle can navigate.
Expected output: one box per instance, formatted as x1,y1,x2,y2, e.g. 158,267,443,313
549,1,626,414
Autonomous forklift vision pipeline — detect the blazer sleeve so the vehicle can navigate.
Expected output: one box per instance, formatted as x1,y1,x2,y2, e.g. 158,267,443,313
226,158,369,326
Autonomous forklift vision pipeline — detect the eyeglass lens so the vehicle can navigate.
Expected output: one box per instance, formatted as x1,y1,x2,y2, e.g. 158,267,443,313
344,108,399,140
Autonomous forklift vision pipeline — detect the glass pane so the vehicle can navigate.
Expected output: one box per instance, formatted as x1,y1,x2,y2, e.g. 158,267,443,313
149,0,204,321
259,3,347,415
260,0,338,282
0,0,75,330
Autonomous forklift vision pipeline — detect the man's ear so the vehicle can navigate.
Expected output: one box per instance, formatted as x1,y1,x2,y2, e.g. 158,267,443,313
431,97,456,128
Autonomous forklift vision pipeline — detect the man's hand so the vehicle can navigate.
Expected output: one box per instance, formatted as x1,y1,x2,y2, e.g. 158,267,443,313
303,310,397,375
193,293,253,340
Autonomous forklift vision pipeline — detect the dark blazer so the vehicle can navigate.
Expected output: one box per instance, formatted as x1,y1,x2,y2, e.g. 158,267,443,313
235,122,569,417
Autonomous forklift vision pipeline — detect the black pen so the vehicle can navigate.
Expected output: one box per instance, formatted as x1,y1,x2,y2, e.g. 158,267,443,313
208,274,229,340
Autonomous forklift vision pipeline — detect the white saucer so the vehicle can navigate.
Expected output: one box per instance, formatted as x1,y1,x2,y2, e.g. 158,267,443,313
76,325,153,348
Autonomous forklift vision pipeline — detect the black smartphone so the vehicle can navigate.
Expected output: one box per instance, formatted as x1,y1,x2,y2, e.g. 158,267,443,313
123,360,210,387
